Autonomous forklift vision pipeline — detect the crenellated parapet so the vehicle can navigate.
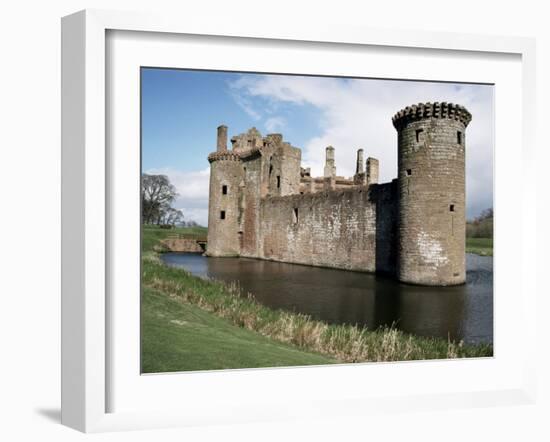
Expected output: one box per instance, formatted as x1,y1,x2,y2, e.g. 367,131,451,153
207,151,242,163
392,102,472,130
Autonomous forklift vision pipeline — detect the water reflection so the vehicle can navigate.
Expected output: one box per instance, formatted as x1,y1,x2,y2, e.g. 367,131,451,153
160,253,493,344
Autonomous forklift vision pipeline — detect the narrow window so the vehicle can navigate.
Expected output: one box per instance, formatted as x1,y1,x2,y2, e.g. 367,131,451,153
457,131,462,145
449,204,455,212
406,169,412,176
220,210,226,220
269,164,273,176
415,128,424,143
293,208,299,224
222,185,227,195
277,176,281,188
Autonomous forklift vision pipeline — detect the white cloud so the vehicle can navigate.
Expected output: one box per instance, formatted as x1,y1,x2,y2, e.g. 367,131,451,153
145,167,210,226
228,81,261,120
174,207,209,227
264,116,285,133
229,75,493,218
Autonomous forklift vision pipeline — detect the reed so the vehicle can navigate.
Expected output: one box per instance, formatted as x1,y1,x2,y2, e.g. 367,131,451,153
142,251,493,363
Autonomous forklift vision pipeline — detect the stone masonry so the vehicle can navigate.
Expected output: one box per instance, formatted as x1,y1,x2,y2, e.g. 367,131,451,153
206,102,472,286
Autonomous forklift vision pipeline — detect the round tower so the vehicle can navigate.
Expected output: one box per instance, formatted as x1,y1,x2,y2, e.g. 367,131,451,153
206,126,243,257
392,102,472,286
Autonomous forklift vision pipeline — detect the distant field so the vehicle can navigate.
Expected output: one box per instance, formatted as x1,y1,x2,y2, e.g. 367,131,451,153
141,224,207,251
142,224,207,235
466,237,493,256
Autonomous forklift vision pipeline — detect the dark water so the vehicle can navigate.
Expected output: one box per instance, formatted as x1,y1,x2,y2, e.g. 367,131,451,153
161,253,493,345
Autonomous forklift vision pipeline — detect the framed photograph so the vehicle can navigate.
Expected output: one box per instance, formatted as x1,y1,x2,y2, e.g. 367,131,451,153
61,9,537,433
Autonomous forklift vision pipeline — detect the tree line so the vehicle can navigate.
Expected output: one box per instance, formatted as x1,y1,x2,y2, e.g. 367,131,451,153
466,208,493,238
141,174,184,227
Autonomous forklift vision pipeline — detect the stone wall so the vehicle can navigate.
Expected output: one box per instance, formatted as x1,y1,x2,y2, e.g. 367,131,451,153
258,187,396,273
160,238,204,253
241,153,262,257
371,181,398,275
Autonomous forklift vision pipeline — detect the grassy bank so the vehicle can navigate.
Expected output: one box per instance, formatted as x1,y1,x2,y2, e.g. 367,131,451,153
142,224,207,251
142,286,334,372
466,237,493,256
142,226,493,372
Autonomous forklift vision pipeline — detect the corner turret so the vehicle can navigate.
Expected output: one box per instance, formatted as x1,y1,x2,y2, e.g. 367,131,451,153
206,125,243,257
393,102,471,285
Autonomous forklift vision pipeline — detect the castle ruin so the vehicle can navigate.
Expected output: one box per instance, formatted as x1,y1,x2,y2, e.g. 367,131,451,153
206,102,472,286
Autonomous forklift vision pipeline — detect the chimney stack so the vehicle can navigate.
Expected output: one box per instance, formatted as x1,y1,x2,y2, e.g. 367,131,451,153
356,149,364,174
367,157,379,184
217,125,228,152
324,146,336,178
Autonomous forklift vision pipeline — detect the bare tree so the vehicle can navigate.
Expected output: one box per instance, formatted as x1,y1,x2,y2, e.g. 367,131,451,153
141,174,178,225
478,208,493,221
161,207,185,227
466,207,493,238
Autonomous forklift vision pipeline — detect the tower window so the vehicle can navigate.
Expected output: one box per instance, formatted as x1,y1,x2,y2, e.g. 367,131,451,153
406,169,412,176
269,164,273,175
277,176,281,188
449,204,455,212
222,185,227,195
293,208,299,224
457,131,462,145
220,210,226,220
415,128,424,143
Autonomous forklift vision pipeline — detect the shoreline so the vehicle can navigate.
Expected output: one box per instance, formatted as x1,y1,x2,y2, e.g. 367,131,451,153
466,237,493,256
142,226,493,371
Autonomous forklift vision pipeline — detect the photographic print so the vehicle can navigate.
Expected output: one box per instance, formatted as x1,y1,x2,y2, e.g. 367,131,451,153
140,68,493,373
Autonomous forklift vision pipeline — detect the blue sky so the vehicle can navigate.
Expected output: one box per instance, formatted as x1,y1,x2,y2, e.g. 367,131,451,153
142,68,494,226
141,69,322,172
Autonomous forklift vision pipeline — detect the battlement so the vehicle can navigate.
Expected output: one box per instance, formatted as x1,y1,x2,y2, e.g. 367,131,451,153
392,102,472,130
207,151,241,163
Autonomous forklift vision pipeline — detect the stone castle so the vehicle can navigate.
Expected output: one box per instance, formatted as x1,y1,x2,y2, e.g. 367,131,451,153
206,102,472,286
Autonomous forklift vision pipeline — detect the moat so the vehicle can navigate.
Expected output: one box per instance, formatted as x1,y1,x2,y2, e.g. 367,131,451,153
161,253,493,345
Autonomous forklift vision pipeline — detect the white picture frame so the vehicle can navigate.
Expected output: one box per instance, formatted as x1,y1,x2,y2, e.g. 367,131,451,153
61,9,537,433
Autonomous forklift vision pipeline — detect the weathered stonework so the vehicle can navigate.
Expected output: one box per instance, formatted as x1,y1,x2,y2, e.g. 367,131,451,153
393,102,470,285
206,102,471,286
161,238,204,253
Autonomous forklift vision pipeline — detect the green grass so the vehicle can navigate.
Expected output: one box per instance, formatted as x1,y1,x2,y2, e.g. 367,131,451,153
141,226,493,372
142,287,335,373
141,224,207,252
142,224,335,372
466,237,493,256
